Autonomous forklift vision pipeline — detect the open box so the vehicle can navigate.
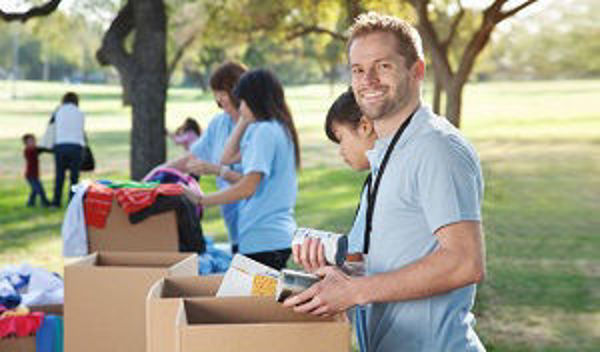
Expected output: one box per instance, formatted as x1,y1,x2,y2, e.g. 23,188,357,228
0,304,63,352
146,275,223,352
87,199,179,253
173,297,350,352
64,251,197,352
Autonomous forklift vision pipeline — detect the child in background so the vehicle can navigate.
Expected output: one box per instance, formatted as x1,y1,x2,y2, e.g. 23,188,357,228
22,134,50,207
170,117,202,151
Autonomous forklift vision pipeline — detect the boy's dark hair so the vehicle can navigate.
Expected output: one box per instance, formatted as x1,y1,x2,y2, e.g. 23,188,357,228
210,61,247,107
324,89,363,144
22,133,34,144
233,68,301,169
62,92,79,106
183,117,201,135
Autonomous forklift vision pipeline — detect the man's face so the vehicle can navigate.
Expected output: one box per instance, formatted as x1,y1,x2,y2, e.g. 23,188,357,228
349,32,416,121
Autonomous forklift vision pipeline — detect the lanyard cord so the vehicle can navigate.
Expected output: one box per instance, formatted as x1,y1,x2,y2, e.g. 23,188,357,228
363,107,419,254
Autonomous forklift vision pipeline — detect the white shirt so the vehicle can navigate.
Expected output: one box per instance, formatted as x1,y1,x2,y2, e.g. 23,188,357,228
55,103,85,146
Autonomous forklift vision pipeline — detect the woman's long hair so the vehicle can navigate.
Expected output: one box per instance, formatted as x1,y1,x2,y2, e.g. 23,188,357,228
233,69,301,169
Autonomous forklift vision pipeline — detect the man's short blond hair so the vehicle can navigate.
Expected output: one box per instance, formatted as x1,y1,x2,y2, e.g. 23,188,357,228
347,12,424,68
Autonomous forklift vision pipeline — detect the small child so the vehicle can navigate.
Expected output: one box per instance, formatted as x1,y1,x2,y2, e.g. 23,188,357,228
170,117,202,151
22,134,50,207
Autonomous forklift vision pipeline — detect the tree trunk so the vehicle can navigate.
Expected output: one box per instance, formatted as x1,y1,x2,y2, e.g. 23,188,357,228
432,73,442,115
130,0,167,180
445,81,463,128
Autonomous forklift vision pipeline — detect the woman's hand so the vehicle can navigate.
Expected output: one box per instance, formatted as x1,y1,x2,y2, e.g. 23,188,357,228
181,184,202,204
186,157,219,176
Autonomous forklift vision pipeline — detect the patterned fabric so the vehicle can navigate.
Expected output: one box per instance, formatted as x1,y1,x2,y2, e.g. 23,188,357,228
115,184,183,214
84,183,114,229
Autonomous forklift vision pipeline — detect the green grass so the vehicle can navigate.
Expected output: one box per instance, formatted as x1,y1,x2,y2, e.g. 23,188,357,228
1,79,599,351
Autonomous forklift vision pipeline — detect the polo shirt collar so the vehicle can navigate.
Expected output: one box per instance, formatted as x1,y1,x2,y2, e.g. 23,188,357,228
365,105,431,173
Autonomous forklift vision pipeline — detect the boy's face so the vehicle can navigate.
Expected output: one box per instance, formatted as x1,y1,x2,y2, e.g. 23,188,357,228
25,136,35,147
332,119,375,171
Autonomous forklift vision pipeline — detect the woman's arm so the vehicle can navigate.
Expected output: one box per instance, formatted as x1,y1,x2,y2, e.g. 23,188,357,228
220,117,252,165
187,157,243,183
183,172,262,205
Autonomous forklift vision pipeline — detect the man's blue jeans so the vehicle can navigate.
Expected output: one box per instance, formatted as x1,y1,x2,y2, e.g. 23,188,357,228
52,143,82,207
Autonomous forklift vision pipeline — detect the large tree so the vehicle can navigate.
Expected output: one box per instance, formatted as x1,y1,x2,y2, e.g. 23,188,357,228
204,0,539,128
1,0,169,179
409,0,539,127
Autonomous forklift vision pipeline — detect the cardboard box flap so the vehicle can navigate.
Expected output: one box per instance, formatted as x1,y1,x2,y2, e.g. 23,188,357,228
153,276,223,299
182,297,334,325
93,251,195,268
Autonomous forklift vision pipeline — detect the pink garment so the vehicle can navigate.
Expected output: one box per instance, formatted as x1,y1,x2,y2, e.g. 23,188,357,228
0,312,44,338
172,131,199,151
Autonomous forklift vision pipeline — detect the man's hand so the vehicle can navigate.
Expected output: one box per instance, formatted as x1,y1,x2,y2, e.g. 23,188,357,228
282,266,359,316
186,158,218,176
292,237,327,273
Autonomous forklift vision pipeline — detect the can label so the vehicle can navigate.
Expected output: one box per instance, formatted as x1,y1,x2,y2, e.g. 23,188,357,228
292,228,348,266
276,269,321,302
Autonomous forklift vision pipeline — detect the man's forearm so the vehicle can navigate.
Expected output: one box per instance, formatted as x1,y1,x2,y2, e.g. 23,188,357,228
354,223,485,305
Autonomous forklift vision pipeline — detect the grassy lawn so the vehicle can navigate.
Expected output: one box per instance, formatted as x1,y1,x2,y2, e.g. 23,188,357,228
1,79,599,351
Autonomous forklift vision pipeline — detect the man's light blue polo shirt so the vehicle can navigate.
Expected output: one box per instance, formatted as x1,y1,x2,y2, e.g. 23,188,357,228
237,119,297,254
365,106,485,352
190,112,241,245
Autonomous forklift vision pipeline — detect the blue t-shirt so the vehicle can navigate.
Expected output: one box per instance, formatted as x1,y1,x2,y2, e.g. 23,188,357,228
364,106,485,352
347,184,367,253
190,112,241,245
237,119,297,254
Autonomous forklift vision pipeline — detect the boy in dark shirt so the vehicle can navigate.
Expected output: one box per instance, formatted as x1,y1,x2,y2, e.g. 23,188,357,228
22,134,50,207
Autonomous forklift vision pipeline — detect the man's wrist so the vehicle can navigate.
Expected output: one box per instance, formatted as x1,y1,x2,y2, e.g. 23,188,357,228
352,276,371,306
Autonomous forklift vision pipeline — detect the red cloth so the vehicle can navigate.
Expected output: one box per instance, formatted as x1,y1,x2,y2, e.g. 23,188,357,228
84,184,115,229
0,312,44,338
24,146,39,179
115,184,183,214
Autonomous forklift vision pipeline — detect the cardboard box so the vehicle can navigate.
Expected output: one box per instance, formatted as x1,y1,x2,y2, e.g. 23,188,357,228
174,297,351,352
87,199,179,253
65,252,197,352
146,275,222,352
0,304,63,352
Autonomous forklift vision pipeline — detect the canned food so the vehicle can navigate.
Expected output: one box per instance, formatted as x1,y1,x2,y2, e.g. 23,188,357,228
275,269,321,302
292,228,348,266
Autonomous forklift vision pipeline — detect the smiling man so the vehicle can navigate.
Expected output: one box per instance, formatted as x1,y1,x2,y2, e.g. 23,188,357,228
285,12,487,352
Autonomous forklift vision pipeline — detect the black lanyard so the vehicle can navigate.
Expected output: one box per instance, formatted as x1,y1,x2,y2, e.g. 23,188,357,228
363,108,418,254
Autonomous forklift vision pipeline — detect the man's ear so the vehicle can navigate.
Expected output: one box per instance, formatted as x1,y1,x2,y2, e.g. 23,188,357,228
411,60,425,81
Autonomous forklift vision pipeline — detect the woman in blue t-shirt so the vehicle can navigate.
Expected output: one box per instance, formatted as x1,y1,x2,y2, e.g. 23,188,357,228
186,69,301,270
163,61,247,254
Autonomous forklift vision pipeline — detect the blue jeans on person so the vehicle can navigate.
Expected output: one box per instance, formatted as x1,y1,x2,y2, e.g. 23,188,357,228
26,177,50,207
52,143,82,207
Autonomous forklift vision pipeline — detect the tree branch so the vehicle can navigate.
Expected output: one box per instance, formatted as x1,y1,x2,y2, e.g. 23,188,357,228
286,24,347,42
0,0,62,22
498,0,537,22
167,32,198,79
409,0,454,85
442,1,465,48
96,1,134,70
